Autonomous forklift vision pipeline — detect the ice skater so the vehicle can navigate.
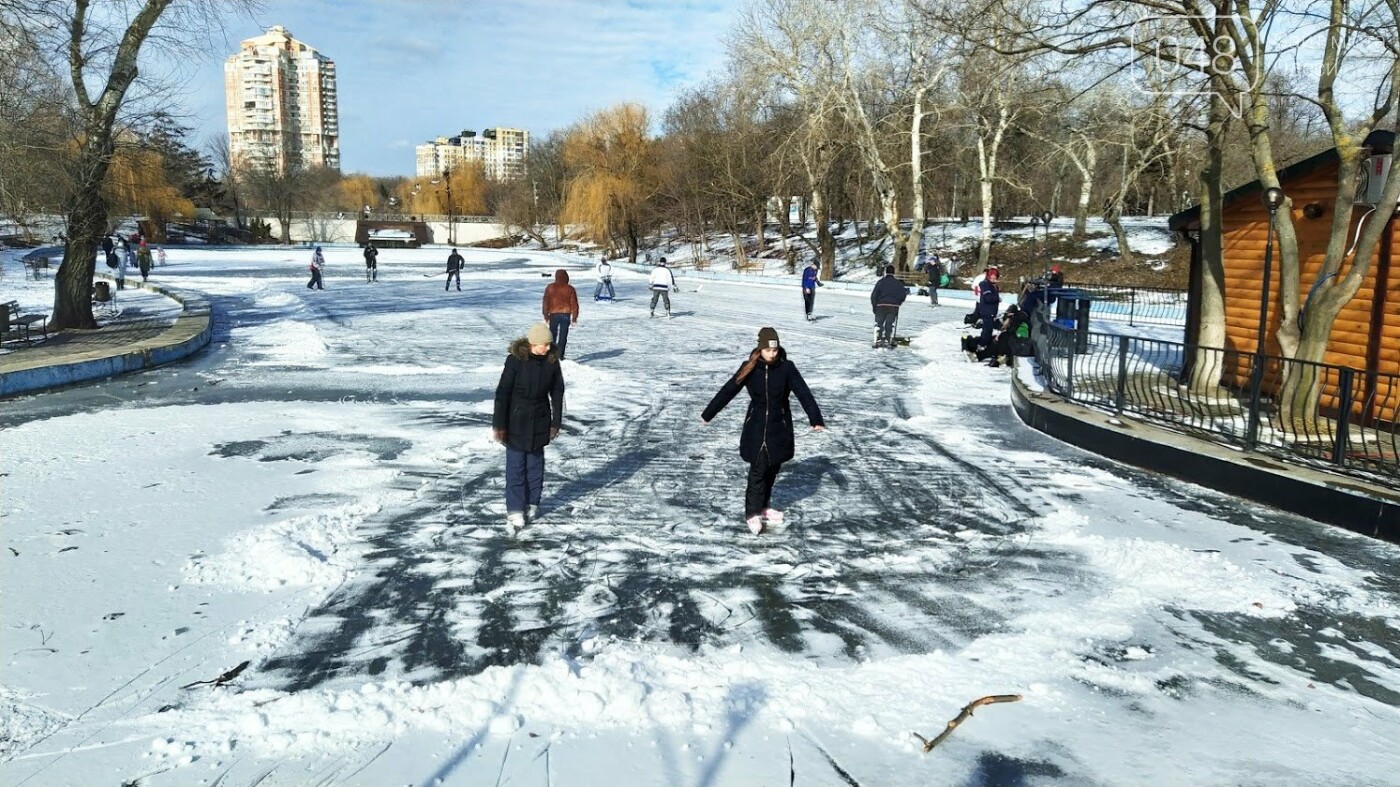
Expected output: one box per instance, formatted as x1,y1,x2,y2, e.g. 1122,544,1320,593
308,246,325,290
493,322,566,533
594,258,615,301
445,247,464,291
136,239,153,282
701,327,825,535
363,241,379,282
649,257,675,317
801,258,822,320
870,264,908,348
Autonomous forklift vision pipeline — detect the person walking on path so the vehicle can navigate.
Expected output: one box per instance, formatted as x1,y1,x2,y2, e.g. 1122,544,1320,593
115,236,132,290
594,258,615,301
445,248,464,291
870,264,908,348
307,246,325,290
702,327,825,534
542,269,580,360
649,257,675,318
363,241,379,283
100,235,117,271
493,322,566,533
800,259,822,321
136,239,153,282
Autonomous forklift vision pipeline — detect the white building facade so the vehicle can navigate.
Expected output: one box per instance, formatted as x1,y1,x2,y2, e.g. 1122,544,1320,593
415,128,528,181
224,26,340,173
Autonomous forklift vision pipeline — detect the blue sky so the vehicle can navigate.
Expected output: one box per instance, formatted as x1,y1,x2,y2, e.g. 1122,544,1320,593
182,0,739,175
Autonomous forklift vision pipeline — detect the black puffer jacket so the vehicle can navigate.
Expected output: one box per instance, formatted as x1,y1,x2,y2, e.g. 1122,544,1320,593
870,274,909,310
702,348,824,464
492,338,565,452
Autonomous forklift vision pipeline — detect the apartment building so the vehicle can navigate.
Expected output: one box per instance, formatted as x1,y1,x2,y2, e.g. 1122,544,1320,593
415,128,529,181
224,26,340,173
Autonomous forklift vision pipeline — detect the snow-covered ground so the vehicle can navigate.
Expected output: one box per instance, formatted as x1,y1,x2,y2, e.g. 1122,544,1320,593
2,245,1397,786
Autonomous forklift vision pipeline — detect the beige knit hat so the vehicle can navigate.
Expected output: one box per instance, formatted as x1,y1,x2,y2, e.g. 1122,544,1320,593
526,322,552,345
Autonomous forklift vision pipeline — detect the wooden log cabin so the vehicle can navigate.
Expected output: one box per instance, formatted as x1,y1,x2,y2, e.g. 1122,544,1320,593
1169,131,1399,425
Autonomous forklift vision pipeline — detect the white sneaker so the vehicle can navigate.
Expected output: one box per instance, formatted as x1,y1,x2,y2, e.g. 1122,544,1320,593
746,515,764,535
506,512,525,533
762,508,784,524
527,504,539,521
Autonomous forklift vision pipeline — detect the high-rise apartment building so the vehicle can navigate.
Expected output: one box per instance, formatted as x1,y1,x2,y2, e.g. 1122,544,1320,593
224,26,339,173
415,128,529,181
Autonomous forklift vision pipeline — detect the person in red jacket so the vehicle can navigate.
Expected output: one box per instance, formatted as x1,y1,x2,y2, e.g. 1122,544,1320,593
541,268,580,360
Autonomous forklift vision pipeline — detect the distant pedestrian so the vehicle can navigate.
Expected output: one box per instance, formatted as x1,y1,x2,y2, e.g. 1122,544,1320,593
156,246,167,267
800,259,822,321
100,235,118,272
115,236,132,289
923,255,944,306
493,322,566,533
445,247,464,291
136,239,152,282
649,257,675,318
363,241,379,282
594,258,615,301
870,264,908,349
307,246,325,290
701,327,825,535
542,269,580,360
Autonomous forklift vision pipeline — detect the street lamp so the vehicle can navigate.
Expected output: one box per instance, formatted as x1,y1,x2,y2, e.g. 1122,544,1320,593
435,168,456,246
1039,211,1055,275
1246,185,1286,448
1029,215,1041,267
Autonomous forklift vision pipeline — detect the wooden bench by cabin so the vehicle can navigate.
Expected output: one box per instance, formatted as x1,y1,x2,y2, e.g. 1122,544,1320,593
1,300,49,343
22,255,51,279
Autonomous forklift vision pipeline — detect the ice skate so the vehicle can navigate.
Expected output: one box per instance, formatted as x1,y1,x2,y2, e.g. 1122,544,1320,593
762,508,783,524
746,515,764,535
506,511,525,533
527,504,539,522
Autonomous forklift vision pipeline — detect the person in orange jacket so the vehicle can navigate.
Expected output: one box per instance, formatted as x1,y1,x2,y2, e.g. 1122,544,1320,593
541,268,580,360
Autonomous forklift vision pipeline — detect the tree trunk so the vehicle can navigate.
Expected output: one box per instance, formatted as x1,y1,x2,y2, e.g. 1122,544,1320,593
1106,207,1135,267
53,178,109,330
813,188,835,280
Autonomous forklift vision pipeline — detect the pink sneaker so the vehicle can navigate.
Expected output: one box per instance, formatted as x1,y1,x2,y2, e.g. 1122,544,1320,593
746,515,764,534
762,508,784,524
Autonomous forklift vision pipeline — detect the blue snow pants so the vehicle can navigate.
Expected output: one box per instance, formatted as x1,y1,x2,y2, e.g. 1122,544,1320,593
548,313,571,360
505,448,545,513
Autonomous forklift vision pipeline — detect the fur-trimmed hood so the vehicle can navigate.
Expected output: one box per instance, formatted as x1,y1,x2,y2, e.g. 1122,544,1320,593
509,336,558,362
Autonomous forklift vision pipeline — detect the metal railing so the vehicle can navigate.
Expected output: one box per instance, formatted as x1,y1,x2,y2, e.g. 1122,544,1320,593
1017,282,1187,328
1030,308,1399,482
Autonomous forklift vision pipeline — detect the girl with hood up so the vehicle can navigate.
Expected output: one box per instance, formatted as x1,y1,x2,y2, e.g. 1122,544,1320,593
493,322,566,533
702,327,825,534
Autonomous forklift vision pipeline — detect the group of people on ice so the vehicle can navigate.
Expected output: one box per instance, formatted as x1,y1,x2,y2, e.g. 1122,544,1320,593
99,232,162,290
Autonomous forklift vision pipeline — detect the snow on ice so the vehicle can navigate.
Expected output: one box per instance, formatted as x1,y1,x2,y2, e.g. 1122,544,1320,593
1,243,1398,786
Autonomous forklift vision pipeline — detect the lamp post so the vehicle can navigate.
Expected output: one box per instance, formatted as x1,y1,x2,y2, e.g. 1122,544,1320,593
1029,215,1041,268
442,168,455,246
1039,210,1055,275
1246,186,1286,448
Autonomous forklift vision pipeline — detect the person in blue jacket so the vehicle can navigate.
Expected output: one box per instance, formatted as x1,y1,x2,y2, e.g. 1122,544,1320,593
800,259,823,320
702,327,825,535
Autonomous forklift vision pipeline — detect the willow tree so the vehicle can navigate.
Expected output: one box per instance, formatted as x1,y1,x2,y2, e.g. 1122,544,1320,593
562,104,658,263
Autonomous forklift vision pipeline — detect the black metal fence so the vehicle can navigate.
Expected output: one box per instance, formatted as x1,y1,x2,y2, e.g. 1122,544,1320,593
1031,309,1399,482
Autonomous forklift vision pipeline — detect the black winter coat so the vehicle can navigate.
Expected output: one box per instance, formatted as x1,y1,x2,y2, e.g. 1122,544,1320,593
870,274,909,310
493,338,565,452
702,348,824,464
978,280,1001,318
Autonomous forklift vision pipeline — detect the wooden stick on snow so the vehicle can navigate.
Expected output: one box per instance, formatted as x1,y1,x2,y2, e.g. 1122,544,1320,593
912,694,1022,753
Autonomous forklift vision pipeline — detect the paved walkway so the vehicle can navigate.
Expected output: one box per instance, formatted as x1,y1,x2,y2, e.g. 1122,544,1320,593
0,275,212,397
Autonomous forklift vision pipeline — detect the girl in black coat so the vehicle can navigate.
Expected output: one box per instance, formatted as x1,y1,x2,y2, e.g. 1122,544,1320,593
702,327,825,534
493,322,565,532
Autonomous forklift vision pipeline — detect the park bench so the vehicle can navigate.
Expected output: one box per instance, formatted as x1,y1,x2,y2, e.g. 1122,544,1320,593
21,255,51,279
1,300,49,343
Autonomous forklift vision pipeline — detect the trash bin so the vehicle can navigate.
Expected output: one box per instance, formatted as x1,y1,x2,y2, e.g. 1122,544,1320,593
1051,288,1092,353
93,281,112,302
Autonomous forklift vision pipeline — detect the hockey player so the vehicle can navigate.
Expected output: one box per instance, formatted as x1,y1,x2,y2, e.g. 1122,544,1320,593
649,257,676,317
594,258,615,301
870,264,908,348
701,327,825,534
363,241,379,283
800,259,822,320
445,248,464,291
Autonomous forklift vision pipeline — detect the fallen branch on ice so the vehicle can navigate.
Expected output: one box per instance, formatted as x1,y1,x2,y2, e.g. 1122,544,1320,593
912,694,1022,753
180,660,250,690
